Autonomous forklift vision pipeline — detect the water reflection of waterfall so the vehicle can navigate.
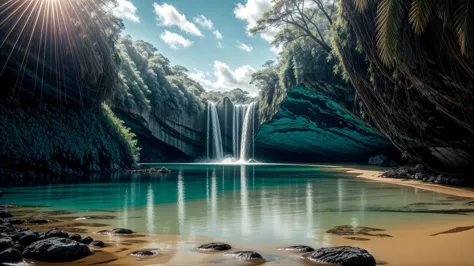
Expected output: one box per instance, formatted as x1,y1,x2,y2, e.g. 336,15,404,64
146,184,155,233
177,170,185,232
239,102,257,161
206,102,224,160
240,165,250,236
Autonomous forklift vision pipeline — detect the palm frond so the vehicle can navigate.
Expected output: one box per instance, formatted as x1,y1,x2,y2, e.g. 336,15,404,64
376,0,407,65
353,0,370,11
453,0,474,54
409,0,435,34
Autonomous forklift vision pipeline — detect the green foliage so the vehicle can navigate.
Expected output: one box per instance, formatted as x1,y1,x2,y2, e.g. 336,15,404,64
112,36,204,117
102,104,140,162
201,89,256,104
0,102,137,175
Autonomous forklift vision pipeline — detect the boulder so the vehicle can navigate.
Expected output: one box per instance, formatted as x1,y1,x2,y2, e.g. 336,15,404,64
81,236,93,245
224,251,264,261
19,233,39,247
0,248,22,263
69,234,82,242
197,243,232,251
309,246,376,266
130,249,160,257
110,228,133,235
0,237,13,251
12,244,24,253
158,167,171,174
282,245,314,252
6,219,25,225
90,240,105,248
0,210,12,219
22,237,91,262
45,228,69,239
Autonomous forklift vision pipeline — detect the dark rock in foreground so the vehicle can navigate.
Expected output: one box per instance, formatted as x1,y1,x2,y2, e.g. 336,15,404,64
282,245,314,252
69,234,82,241
81,236,94,245
130,249,160,257
0,210,12,219
0,248,23,263
309,246,376,266
0,237,13,250
197,243,232,251
22,237,91,262
90,240,105,248
45,228,69,239
225,251,265,261
12,244,24,253
111,228,133,235
19,233,38,247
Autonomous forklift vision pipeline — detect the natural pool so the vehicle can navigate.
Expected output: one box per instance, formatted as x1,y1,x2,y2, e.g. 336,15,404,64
3,164,474,265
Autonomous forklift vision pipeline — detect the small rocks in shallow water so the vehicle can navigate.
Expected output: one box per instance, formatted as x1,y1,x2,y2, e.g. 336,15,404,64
224,251,265,261
0,248,23,263
130,249,160,257
431,226,474,236
309,246,376,266
45,228,69,239
327,225,392,237
81,236,94,245
27,219,54,224
281,245,314,252
69,234,82,241
23,237,91,262
344,237,371,241
6,219,25,225
111,228,133,235
0,210,13,219
197,243,232,251
90,240,105,248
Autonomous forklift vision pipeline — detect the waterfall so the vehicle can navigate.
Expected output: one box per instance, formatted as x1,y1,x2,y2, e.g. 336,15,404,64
232,104,248,158
239,102,257,161
206,102,224,160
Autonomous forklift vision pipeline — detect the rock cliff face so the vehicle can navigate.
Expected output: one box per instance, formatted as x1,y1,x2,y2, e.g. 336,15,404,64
255,86,398,162
113,106,206,161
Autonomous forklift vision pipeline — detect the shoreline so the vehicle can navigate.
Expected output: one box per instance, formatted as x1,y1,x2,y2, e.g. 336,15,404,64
334,167,474,199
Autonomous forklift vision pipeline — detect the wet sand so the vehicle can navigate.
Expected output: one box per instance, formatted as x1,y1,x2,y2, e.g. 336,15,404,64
335,167,474,199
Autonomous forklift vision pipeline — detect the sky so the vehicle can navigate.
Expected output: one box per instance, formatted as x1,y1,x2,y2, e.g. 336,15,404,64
111,0,281,95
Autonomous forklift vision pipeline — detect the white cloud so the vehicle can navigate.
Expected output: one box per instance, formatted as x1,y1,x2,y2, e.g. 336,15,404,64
234,0,278,42
270,45,283,56
188,61,258,95
160,30,193,49
153,2,203,36
213,29,223,40
193,14,214,30
236,41,253,52
217,41,224,49
112,0,140,23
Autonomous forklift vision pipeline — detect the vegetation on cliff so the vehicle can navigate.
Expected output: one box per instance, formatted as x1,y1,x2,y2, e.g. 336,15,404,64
332,0,474,172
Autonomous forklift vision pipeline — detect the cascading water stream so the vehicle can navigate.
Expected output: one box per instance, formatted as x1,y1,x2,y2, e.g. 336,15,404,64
206,102,224,161
232,104,249,158
239,102,257,161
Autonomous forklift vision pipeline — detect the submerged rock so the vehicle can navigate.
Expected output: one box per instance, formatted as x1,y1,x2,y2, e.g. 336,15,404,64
6,219,25,225
27,219,54,224
327,225,392,237
111,228,134,235
281,245,314,252
0,248,23,263
309,246,376,266
224,251,264,261
197,243,232,251
22,237,91,262
130,249,160,257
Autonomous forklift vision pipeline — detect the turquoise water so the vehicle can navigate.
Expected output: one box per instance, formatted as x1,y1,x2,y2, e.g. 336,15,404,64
3,164,473,248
